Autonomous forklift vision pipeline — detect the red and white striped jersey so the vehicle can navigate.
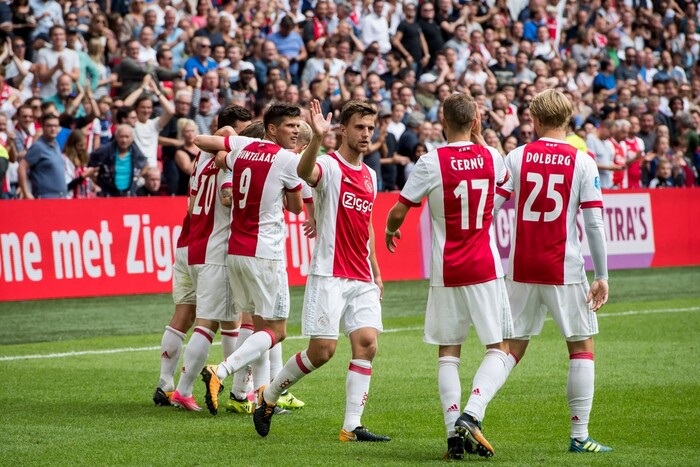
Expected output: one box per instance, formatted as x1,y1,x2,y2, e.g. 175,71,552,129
501,137,604,285
187,152,232,265
621,136,645,189
224,136,303,260
308,152,377,282
176,214,191,248
399,142,507,287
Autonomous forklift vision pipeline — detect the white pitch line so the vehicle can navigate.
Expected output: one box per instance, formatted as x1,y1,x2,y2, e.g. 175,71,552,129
0,307,698,362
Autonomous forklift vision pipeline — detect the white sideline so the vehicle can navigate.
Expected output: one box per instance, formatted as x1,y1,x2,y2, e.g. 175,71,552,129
1,306,698,362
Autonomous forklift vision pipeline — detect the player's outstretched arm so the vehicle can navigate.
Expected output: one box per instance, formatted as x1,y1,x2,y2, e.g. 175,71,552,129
193,127,236,153
385,202,410,253
298,99,332,185
583,207,609,311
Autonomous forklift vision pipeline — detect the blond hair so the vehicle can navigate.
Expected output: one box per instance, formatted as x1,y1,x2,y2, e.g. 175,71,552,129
298,121,312,147
177,119,197,140
529,89,573,131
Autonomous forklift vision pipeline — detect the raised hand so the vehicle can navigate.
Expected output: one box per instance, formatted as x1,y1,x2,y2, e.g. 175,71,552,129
309,99,332,137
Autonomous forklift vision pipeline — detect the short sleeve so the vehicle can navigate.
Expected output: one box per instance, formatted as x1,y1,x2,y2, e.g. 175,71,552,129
224,135,257,170
220,170,232,190
301,182,313,203
280,151,303,192
490,147,508,186
398,155,432,207
498,150,517,199
312,155,333,191
579,151,604,209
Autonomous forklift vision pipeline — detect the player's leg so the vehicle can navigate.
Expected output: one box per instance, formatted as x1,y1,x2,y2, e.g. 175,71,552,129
452,281,511,457
154,304,195,405
254,275,343,437
544,283,611,453
270,342,306,410
504,279,544,363
338,280,389,442
155,246,196,405
424,286,468,456
203,256,286,415
254,337,336,437
227,314,255,413
220,316,240,360
172,318,220,411
438,345,464,459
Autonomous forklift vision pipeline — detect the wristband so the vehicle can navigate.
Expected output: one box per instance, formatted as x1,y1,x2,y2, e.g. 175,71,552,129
385,227,396,236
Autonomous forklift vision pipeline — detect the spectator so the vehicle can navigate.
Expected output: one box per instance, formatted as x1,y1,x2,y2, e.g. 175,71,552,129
126,76,175,168
649,159,684,188
18,113,65,199
417,1,443,69
120,0,145,45
268,16,307,82
159,89,192,195
63,129,98,198
116,39,182,99
302,0,329,51
30,0,63,40
172,118,199,196
88,124,147,197
35,26,80,100
392,2,428,72
362,0,391,55
136,166,163,196
184,36,218,81
195,8,225,47
44,74,86,118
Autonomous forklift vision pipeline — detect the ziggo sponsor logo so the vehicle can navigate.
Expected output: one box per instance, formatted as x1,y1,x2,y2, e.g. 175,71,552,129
342,192,373,213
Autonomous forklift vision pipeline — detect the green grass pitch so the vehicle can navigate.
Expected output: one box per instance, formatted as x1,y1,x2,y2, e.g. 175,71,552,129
1,267,699,465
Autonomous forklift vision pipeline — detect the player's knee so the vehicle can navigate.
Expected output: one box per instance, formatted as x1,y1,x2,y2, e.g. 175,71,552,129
274,329,287,343
310,346,336,367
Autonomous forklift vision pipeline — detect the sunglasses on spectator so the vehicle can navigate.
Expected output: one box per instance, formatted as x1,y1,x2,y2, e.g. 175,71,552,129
13,43,26,49
200,44,211,48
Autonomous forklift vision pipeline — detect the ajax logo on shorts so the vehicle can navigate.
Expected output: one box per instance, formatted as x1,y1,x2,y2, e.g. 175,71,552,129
342,192,373,213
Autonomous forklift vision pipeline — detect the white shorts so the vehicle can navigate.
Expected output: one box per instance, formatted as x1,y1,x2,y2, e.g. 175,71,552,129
424,278,513,346
302,275,383,339
506,279,598,341
190,263,237,322
228,255,289,320
172,247,195,305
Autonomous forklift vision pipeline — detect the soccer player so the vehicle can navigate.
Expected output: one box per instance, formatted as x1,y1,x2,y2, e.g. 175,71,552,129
222,121,306,415
385,93,515,459
195,104,325,416
169,118,244,411
496,89,612,453
153,106,250,407
153,213,196,406
252,100,391,443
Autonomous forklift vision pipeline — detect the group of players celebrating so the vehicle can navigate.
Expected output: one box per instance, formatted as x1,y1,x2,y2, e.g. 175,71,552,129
151,88,612,459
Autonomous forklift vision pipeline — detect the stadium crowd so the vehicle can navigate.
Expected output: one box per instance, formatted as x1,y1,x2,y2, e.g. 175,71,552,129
0,0,699,199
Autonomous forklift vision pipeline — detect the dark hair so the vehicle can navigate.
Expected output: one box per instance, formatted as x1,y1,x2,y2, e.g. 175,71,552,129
116,106,135,123
49,25,66,36
238,121,265,138
263,103,301,132
135,95,153,109
218,105,252,129
442,93,476,132
41,113,60,125
156,45,172,62
280,15,295,30
339,100,377,126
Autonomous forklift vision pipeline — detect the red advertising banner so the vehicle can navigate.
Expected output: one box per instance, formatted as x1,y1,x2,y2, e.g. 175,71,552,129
1,189,698,301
